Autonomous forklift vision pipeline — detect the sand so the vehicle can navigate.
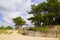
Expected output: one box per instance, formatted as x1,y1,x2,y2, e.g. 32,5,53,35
0,30,59,40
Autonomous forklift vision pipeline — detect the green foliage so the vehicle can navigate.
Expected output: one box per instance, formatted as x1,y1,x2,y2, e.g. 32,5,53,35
0,26,5,30
0,26,13,30
39,27,49,32
28,27,35,31
28,0,60,26
35,26,49,32
5,26,13,30
13,17,26,29
28,26,50,32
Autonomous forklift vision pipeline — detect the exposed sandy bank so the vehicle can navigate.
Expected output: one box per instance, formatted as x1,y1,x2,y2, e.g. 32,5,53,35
0,30,59,40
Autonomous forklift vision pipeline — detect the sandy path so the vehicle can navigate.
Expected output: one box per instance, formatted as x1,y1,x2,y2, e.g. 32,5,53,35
0,30,59,40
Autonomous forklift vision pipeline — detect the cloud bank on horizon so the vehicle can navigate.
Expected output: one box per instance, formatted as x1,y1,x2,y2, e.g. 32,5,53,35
0,0,46,27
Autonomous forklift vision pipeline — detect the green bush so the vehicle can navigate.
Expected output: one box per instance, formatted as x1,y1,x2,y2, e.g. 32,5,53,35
35,26,49,32
28,26,50,33
28,27,35,31
0,26,13,30
34,27,40,31
39,27,49,32
0,26,5,30
28,27,41,31
5,26,13,30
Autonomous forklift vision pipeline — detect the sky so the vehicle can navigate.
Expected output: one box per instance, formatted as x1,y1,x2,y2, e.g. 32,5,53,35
0,0,46,27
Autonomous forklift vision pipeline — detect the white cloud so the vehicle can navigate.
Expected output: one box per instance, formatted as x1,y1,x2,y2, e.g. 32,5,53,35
0,0,45,27
0,0,33,27
0,0,22,12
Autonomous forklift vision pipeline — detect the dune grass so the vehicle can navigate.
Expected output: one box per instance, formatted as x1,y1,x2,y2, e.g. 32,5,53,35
0,30,13,34
17,29,28,35
0,30,8,34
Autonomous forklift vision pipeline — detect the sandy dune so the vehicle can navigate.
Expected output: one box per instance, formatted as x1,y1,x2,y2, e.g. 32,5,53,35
0,30,59,40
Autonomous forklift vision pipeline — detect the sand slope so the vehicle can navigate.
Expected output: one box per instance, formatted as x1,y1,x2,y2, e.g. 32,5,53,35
0,30,59,40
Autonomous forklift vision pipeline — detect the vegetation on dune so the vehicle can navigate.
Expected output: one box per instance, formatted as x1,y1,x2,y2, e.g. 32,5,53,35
28,26,50,32
0,30,13,34
12,0,60,31
0,30,7,34
0,0,60,37
13,17,26,29
5,26,13,30
12,0,60,36
0,26,13,30
0,26,13,34
28,0,60,27
18,29,28,35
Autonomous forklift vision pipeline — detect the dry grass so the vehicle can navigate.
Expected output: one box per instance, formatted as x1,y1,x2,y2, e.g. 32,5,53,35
0,30,8,34
17,29,28,35
0,30,13,34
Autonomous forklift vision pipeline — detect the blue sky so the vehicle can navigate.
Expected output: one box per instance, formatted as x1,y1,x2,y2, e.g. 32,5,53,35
0,0,46,27
0,13,3,21
31,0,46,4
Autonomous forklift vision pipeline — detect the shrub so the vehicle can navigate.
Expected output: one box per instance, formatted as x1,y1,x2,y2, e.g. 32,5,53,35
28,27,41,31
0,26,4,30
21,32,27,35
34,27,40,31
39,27,50,32
18,29,27,35
27,26,50,33
28,27,35,31
5,26,13,30
0,26,13,30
